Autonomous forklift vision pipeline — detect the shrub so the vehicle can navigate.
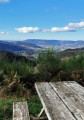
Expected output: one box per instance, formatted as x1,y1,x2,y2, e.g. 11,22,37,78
38,49,61,81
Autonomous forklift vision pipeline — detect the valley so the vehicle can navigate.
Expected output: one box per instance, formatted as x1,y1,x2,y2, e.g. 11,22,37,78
1,39,84,59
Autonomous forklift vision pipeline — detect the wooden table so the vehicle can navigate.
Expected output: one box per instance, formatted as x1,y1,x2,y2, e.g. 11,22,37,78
35,81,84,120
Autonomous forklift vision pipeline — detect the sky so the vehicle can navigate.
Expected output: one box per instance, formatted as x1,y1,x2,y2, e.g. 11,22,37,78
0,0,84,41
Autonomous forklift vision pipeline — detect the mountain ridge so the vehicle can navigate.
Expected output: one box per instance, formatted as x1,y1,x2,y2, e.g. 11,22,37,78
1,39,84,56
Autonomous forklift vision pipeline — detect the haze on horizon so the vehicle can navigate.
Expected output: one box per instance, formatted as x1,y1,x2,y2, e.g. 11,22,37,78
0,0,84,41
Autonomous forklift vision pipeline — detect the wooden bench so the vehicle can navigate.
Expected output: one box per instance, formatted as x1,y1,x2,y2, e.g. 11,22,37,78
13,101,30,120
35,81,84,120
13,102,47,120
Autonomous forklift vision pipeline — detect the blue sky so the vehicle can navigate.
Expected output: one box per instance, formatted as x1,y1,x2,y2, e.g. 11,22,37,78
0,0,84,40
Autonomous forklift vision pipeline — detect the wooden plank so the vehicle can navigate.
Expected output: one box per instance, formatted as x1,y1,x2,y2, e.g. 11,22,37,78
63,81,84,101
38,108,46,117
31,116,48,120
13,101,30,120
50,82,84,120
35,82,76,120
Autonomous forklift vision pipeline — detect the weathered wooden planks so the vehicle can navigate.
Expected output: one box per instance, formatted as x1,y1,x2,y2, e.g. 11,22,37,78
31,116,48,120
50,82,84,120
63,81,84,101
35,82,76,120
13,101,30,120
38,108,46,117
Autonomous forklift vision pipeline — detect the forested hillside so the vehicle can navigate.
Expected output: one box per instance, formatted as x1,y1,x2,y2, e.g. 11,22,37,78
0,41,38,55
0,50,84,119
57,47,84,58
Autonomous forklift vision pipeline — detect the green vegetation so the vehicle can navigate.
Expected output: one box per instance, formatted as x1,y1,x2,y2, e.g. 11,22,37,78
38,50,61,81
0,96,42,120
0,50,84,119
0,98,23,120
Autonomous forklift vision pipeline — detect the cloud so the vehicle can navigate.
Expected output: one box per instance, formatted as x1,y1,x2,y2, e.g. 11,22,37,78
0,0,10,2
68,21,84,28
15,27,40,33
0,32,8,34
42,21,84,33
16,22,84,34
43,27,76,32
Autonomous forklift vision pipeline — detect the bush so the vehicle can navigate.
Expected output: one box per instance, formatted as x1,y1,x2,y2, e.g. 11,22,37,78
0,58,34,88
38,49,61,81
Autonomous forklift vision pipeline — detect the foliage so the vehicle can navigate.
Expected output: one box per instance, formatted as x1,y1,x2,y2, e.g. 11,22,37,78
38,51,84,85
38,49,61,81
0,58,34,88
0,98,24,120
28,95,42,117
0,95,42,120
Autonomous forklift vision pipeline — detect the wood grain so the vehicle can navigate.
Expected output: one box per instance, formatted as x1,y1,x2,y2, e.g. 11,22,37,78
63,81,84,101
13,101,30,120
50,82,84,120
35,82,76,120
38,108,46,117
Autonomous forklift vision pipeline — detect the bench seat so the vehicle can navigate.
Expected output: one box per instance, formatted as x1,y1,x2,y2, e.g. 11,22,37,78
13,101,30,120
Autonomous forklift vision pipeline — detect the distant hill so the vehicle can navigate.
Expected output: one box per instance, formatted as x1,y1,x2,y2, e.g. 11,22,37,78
0,50,36,65
12,41,42,49
1,39,84,56
57,47,84,58
24,39,84,49
24,39,84,46
0,41,36,55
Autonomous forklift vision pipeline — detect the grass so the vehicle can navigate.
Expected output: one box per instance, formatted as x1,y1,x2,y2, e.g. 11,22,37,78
28,95,42,117
0,95,42,120
0,98,23,120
